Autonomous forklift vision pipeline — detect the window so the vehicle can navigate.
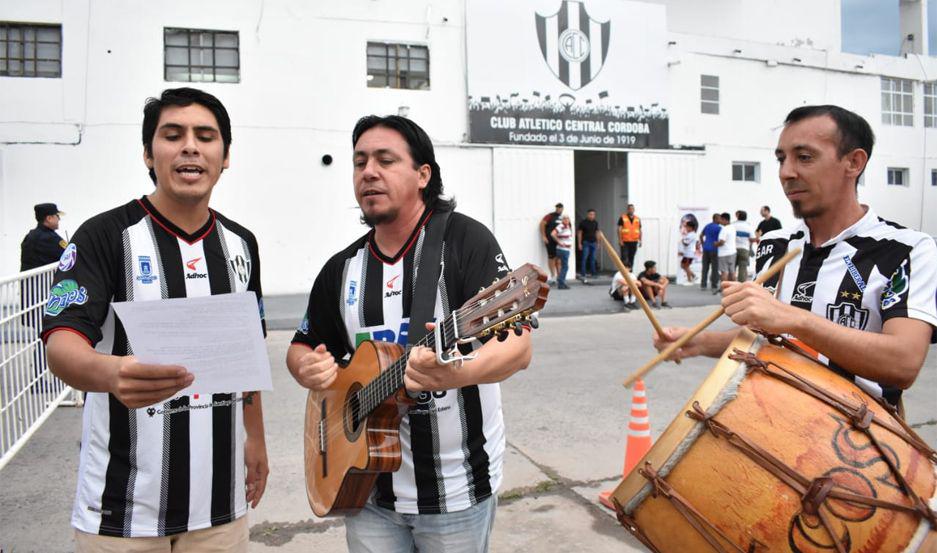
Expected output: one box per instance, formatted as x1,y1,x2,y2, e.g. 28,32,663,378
887,167,909,186
0,22,62,78
732,162,759,182
164,28,239,83
701,74,719,114
367,42,429,90
925,82,936,128
882,77,913,126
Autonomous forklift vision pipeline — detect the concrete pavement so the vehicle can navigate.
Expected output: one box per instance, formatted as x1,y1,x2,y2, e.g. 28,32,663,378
2,304,935,552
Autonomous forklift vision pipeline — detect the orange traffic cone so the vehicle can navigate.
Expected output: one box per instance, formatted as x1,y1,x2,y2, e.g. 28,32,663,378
599,379,652,510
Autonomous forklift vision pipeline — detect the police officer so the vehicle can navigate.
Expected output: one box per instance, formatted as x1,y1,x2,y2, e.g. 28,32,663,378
20,203,67,271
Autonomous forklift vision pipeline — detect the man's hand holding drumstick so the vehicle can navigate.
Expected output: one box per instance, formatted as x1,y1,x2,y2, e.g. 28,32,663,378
624,248,800,387
653,280,802,361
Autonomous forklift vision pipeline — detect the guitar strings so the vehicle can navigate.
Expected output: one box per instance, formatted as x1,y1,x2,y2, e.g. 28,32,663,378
314,271,540,447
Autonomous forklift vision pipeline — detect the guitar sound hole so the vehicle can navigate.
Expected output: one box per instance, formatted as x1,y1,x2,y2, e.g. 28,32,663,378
344,382,365,442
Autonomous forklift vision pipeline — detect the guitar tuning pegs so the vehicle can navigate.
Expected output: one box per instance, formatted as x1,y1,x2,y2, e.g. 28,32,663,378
529,314,540,329
497,330,509,342
513,323,523,336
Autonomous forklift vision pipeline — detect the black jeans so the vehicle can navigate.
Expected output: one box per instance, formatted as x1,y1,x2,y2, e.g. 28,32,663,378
701,250,720,289
619,242,638,269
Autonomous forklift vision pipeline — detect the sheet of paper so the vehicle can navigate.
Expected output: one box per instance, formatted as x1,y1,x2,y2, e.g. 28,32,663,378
111,292,272,395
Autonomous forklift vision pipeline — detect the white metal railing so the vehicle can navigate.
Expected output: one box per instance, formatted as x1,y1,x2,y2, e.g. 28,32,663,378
0,262,81,471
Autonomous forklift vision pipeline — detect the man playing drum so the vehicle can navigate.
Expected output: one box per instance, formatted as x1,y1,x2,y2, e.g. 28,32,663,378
655,105,937,410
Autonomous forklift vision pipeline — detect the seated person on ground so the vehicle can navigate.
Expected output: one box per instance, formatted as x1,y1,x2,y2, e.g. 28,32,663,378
609,270,638,311
637,260,671,308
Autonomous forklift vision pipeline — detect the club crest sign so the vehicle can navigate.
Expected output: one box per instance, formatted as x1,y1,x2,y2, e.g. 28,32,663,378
536,1,610,90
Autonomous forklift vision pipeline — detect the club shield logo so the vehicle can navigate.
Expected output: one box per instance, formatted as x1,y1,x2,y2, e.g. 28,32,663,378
535,0,610,90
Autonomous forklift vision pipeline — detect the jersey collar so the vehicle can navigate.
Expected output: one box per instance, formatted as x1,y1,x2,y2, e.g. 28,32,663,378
796,204,877,248
367,208,433,265
137,196,216,245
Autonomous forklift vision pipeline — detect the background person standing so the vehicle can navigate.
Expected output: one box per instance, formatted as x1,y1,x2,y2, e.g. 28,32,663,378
733,210,754,281
539,202,563,284
715,212,737,292
699,213,722,291
754,205,782,243
553,215,574,289
577,209,599,282
20,203,67,271
617,203,641,269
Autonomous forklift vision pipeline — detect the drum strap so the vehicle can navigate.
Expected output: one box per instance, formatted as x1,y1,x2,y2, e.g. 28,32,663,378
610,497,665,553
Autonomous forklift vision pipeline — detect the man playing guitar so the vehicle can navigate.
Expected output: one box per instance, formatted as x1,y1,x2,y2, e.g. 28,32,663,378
286,115,532,552
655,105,937,410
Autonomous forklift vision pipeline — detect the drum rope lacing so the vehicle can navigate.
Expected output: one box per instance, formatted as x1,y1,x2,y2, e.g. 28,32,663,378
613,344,937,553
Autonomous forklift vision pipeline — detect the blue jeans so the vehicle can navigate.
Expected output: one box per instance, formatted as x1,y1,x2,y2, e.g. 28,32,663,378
556,248,570,286
345,496,498,553
580,240,597,275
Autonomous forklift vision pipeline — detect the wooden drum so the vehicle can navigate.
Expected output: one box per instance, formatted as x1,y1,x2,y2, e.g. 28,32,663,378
611,329,937,552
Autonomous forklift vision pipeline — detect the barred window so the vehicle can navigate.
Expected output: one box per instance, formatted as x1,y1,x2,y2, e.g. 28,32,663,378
881,77,913,126
367,42,429,90
887,167,908,187
164,28,239,83
732,162,759,183
0,22,62,78
700,75,719,114
925,82,936,128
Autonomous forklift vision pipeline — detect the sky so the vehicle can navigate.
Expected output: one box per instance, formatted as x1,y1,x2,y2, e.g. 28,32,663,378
841,0,937,55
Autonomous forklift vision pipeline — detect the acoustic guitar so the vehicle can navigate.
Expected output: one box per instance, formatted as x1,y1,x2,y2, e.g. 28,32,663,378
304,263,549,516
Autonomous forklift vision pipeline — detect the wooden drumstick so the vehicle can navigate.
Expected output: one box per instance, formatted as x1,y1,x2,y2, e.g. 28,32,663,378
622,247,802,388
596,231,667,339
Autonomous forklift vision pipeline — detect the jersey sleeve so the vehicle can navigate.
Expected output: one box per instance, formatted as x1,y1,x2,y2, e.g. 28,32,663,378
753,232,789,290
879,236,937,336
292,256,352,360
246,232,266,338
448,216,511,308
41,220,117,346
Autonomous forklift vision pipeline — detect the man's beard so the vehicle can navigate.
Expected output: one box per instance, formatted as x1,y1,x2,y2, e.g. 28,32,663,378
360,207,398,227
790,200,823,220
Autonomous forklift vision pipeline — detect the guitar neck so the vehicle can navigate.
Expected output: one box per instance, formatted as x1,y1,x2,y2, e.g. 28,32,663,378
356,314,450,419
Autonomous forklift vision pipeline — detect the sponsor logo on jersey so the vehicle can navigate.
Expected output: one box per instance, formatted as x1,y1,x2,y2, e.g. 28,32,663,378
495,252,509,273
826,301,869,330
346,280,358,306
384,274,402,298
842,255,867,292
791,281,816,303
185,256,208,279
230,255,251,285
355,321,409,347
756,243,774,258
136,255,158,284
58,243,77,272
45,279,89,316
881,260,909,310
145,394,247,417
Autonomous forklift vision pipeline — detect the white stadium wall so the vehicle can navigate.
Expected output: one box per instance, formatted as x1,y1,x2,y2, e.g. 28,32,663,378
2,0,936,293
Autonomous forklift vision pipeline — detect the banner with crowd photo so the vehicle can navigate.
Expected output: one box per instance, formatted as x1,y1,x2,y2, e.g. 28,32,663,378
466,0,670,149
676,207,709,286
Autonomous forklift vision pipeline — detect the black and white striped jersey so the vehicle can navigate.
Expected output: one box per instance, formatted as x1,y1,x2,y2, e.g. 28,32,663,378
755,207,937,405
292,209,511,514
42,196,265,537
